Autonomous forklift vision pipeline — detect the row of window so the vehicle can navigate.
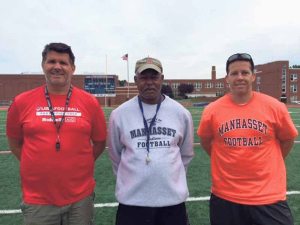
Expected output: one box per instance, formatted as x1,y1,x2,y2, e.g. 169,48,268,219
284,74,298,81
281,68,298,93
281,84,298,93
280,73,297,81
163,69,298,94
290,95,298,102
163,82,225,89
291,74,298,81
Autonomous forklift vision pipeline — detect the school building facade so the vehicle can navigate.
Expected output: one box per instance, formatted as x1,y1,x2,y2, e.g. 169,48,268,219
0,60,300,106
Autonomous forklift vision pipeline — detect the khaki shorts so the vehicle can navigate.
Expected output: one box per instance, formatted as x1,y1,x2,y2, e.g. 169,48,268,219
20,193,95,225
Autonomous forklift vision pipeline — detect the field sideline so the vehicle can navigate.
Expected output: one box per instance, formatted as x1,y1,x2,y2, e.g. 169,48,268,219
0,107,300,225
1,191,300,215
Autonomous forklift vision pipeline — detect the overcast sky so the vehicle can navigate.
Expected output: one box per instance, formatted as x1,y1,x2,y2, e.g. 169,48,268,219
1,0,300,81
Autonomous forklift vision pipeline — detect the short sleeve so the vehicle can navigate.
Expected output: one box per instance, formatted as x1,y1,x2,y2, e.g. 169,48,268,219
90,98,107,142
275,104,298,141
6,100,23,139
197,106,214,139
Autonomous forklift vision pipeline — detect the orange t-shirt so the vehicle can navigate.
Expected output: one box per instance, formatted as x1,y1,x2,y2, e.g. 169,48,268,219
6,85,107,206
197,92,298,205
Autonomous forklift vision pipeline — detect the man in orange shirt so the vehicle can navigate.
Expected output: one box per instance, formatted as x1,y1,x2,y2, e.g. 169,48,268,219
6,43,107,225
197,53,298,225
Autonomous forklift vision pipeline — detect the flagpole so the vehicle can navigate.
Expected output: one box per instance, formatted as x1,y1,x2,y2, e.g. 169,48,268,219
105,54,108,107
127,57,129,99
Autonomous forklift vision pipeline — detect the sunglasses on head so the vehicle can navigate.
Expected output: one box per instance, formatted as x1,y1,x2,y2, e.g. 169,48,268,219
226,53,254,72
227,53,252,63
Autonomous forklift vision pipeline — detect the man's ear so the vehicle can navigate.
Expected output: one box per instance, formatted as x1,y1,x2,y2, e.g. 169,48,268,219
134,75,137,83
225,74,229,83
72,64,76,73
252,73,256,82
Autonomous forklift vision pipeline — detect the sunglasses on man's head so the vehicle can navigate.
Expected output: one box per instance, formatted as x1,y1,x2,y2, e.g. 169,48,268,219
226,53,254,73
227,53,252,64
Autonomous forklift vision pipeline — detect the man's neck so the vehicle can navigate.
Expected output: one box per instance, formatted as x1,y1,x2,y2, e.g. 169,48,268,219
231,92,253,105
46,84,71,95
140,95,164,104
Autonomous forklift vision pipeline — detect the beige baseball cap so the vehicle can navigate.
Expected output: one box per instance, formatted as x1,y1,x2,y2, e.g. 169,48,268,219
135,57,163,74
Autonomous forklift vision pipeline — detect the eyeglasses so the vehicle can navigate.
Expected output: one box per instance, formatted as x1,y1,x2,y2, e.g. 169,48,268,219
226,53,254,72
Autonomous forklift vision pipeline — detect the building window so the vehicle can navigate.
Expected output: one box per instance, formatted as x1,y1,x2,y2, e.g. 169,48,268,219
205,82,213,88
282,68,286,83
216,90,224,97
282,83,286,93
172,83,179,89
290,84,297,93
282,68,286,76
282,75,286,82
281,81,286,93
290,95,298,103
215,82,224,88
290,74,298,81
256,76,261,85
194,82,202,89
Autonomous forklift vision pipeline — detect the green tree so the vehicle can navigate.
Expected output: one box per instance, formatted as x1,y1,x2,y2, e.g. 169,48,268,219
161,85,174,98
119,80,127,87
178,83,194,97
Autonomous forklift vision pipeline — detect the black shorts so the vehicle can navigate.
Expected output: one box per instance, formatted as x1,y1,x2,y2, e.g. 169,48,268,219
115,202,190,225
210,193,294,225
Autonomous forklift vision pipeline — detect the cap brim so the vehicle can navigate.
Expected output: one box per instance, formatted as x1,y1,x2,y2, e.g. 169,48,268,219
136,64,162,74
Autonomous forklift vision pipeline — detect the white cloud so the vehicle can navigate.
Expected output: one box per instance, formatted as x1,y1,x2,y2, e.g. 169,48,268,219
0,0,300,80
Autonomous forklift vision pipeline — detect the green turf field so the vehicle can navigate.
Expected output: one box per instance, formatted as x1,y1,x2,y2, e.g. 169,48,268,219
0,107,300,225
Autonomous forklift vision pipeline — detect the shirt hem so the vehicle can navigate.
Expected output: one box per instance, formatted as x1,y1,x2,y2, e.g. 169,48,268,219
212,191,287,205
23,187,95,207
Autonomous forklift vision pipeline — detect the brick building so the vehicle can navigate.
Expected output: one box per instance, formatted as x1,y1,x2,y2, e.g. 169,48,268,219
0,74,136,106
163,66,227,101
163,61,300,104
1,60,300,106
254,61,300,103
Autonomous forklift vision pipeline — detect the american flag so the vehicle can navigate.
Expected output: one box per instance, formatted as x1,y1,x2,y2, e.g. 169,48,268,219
122,54,128,61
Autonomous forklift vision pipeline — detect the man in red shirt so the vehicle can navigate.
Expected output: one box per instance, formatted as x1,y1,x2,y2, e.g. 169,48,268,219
6,42,107,225
197,53,298,225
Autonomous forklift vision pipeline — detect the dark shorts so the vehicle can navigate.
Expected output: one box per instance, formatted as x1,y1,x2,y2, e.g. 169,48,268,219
210,193,294,225
21,193,95,225
115,202,190,225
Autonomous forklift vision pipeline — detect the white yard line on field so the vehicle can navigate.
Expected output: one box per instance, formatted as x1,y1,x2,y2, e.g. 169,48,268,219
1,191,300,215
